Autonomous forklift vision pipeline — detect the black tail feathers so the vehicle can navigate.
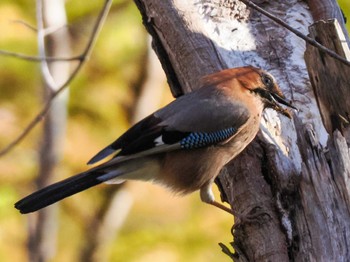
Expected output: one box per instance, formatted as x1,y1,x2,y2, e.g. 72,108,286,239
15,170,104,214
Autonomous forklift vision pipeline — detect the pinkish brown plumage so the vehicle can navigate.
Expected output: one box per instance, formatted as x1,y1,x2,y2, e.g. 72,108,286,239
15,66,296,214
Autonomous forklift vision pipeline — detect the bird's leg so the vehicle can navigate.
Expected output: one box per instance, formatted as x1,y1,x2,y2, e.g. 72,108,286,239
209,200,234,215
200,183,234,215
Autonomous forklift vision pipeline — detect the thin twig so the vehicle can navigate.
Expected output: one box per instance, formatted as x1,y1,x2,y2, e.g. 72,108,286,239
0,49,83,61
43,24,67,36
11,19,67,36
0,0,113,157
10,19,37,32
47,0,113,100
239,0,350,67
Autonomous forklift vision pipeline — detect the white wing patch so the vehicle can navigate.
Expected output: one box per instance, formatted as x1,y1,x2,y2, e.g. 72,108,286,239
154,135,165,146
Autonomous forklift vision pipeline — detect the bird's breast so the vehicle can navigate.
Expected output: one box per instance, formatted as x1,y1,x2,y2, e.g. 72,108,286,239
224,113,261,154
158,147,229,194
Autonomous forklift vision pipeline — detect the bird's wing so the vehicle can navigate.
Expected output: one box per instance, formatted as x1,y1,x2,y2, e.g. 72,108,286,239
88,86,250,164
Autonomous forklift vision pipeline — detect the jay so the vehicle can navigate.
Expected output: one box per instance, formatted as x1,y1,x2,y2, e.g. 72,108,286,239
15,66,296,214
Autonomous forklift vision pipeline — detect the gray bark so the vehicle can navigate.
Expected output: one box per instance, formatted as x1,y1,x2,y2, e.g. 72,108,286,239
134,0,350,261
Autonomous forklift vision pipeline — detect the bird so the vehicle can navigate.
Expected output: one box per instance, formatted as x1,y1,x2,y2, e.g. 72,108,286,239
15,66,297,214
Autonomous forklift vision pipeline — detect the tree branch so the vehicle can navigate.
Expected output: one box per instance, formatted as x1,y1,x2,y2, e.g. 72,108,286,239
239,0,350,67
0,49,83,61
10,19,37,32
36,0,56,88
0,0,113,157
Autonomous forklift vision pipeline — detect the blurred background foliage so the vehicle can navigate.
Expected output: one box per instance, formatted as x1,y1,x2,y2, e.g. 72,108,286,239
0,1,348,262
0,1,232,262
339,0,350,32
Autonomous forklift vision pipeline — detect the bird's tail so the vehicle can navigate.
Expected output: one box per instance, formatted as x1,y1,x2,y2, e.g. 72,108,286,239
14,169,106,214
15,157,160,214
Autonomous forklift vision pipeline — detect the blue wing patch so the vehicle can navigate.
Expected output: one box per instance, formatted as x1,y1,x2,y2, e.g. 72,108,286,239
180,127,236,149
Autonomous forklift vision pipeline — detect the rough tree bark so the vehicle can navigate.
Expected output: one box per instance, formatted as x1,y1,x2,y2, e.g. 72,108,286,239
134,0,350,261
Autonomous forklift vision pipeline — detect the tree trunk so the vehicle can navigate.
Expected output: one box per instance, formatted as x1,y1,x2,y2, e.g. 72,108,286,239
28,0,71,261
134,0,350,261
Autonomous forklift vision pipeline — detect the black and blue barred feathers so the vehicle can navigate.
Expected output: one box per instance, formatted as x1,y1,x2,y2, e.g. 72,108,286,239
180,127,236,149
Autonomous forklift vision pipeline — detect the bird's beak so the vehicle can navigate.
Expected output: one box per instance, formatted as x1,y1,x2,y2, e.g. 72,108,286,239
269,93,298,119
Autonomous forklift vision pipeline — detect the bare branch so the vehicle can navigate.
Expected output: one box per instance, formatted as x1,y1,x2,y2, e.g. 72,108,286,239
43,24,67,36
0,49,83,61
239,0,350,67
2,18,76,61
37,0,56,88
0,0,113,157
0,101,52,157
10,19,37,32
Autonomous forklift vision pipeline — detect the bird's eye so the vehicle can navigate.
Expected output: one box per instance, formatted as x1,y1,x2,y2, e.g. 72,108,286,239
262,74,273,88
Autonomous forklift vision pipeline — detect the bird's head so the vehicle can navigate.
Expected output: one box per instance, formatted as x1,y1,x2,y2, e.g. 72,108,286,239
246,68,297,118
201,66,297,118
